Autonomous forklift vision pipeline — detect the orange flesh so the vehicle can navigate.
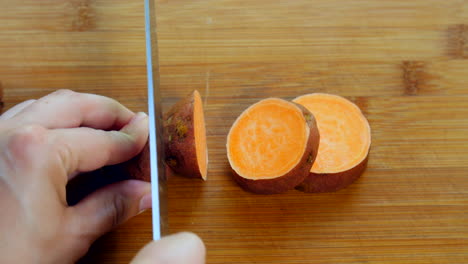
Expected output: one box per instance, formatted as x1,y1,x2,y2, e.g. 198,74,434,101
194,90,208,179
227,98,308,179
293,93,371,174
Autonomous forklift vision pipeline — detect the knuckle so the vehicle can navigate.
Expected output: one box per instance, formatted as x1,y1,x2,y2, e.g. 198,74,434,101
56,142,76,174
12,124,47,139
7,125,48,159
109,193,128,228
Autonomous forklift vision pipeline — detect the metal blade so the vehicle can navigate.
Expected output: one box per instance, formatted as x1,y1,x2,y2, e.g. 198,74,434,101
144,0,167,240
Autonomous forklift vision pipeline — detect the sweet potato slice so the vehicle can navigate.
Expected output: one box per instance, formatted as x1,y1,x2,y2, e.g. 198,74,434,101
123,142,151,182
293,93,371,193
164,90,208,180
122,90,207,181
227,98,320,194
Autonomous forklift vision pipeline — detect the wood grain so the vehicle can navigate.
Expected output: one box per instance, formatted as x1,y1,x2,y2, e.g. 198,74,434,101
1,0,468,263
0,81,3,113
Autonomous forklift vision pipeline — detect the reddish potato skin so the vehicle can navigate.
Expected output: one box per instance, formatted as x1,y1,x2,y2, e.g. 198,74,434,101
164,92,204,179
123,142,173,182
123,91,204,181
231,104,320,194
123,143,151,182
296,156,368,193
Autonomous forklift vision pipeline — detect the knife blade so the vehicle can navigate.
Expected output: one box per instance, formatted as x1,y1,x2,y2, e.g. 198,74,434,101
144,0,167,240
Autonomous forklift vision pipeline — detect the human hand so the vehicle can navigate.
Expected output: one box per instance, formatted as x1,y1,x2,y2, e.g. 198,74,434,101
0,90,151,263
131,232,206,264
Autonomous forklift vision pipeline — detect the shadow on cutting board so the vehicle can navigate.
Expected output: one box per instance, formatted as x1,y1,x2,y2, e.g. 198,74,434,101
66,165,131,206
67,165,140,264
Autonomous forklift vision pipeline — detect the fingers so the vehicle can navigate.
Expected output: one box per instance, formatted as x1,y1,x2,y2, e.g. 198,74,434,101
69,180,152,243
15,89,134,130
0,99,36,120
130,233,206,264
50,112,148,177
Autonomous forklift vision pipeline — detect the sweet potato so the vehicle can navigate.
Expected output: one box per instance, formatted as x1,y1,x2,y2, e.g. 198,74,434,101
123,90,207,182
293,93,371,193
164,90,208,180
123,142,151,182
227,98,320,194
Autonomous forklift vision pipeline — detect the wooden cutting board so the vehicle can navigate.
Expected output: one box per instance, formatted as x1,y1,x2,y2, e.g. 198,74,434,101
1,0,467,263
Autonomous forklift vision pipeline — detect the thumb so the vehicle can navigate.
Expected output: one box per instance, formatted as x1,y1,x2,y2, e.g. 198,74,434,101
69,180,152,241
131,232,206,264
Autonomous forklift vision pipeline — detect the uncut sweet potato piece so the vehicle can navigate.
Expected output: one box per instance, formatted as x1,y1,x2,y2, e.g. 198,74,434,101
293,93,371,193
227,98,320,194
164,90,208,180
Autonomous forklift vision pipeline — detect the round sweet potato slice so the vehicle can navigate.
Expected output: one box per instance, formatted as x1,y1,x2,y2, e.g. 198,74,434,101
293,93,371,193
164,90,208,180
227,98,320,194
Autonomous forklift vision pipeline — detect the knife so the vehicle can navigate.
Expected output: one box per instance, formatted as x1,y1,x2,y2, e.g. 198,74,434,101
65,0,167,241
144,0,167,240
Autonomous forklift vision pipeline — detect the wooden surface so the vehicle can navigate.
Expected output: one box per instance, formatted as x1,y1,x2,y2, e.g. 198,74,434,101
1,0,468,263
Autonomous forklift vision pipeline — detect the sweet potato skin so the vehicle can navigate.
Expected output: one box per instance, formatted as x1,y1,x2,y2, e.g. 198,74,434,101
231,103,320,194
123,142,151,182
164,91,204,179
123,91,204,181
123,142,174,182
296,156,368,193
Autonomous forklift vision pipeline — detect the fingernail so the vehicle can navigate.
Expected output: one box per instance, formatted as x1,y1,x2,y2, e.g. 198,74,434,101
131,112,148,124
123,112,148,135
139,193,152,212
137,209,148,215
